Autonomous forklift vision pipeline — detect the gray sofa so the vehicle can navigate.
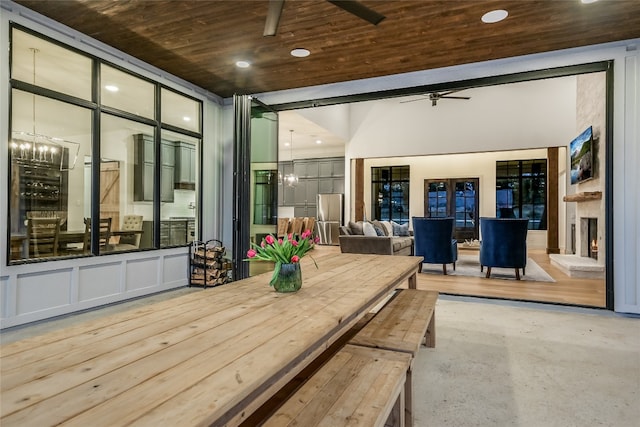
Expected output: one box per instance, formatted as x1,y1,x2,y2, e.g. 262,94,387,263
338,224,413,256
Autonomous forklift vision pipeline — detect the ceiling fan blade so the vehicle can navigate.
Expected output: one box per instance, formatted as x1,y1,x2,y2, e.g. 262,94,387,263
264,0,285,37
440,96,471,100
399,96,430,104
328,1,385,25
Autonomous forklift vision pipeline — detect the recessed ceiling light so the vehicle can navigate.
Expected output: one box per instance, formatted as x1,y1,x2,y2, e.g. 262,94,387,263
105,85,119,92
581,0,598,3
481,9,508,24
315,139,322,144
236,60,251,68
290,48,311,58
183,116,191,122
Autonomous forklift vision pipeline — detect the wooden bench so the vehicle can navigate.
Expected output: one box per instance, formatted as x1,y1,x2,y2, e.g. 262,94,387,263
262,344,412,427
349,289,439,427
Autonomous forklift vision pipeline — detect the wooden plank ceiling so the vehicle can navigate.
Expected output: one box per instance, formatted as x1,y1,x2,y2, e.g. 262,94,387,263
14,0,640,98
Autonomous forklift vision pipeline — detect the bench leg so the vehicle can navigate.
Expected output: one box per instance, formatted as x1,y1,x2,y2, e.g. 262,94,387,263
386,380,406,427
515,268,521,280
485,266,492,278
425,313,436,348
404,368,413,427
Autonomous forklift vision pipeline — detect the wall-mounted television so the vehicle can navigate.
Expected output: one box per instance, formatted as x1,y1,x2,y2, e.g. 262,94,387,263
570,126,593,185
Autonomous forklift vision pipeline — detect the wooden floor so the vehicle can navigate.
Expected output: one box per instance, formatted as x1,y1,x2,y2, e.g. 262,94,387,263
312,246,607,308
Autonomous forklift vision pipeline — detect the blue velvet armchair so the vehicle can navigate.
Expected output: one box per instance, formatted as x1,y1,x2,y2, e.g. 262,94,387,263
479,218,529,280
412,217,458,274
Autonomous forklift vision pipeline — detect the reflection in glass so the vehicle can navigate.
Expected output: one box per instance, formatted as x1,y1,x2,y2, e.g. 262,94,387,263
101,65,155,119
161,88,201,132
12,28,92,100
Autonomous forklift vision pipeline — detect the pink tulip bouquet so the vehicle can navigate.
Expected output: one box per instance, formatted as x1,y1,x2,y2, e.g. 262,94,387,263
246,230,319,286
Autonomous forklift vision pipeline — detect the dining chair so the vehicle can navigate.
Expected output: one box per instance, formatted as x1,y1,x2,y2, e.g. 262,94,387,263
277,217,290,239
27,217,61,258
288,217,304,238
302,216,316,237
80,217,113,253
112,215,143,251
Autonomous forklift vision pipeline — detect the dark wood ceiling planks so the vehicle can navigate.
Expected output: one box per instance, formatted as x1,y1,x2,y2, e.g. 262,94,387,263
13,0,640,98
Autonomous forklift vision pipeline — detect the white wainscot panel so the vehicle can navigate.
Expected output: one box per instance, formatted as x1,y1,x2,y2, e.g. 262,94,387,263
78,262,123,302
126,257,160,291
1,275,8,319
17,268,73,315
163,253,189,287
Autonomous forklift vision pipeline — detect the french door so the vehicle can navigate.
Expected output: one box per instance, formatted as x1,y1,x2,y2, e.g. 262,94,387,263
424,178,479,241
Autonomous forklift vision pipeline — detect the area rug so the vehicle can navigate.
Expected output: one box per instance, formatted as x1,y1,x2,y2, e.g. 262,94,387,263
419,254,555,282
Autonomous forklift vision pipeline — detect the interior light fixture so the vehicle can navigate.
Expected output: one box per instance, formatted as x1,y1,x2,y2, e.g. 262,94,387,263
581,0,598,3
183,116,191,122
290,48,310,58
283,130,299,187
316,139,322,144
105,84,119,92
236,60,251,68
481,9,508,23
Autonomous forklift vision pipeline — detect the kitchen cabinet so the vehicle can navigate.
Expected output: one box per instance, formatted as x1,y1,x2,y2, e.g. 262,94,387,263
174,141,196,190
278,161,295,206
293,160,319,179
134,134,175,202
318,158,345,177
141,218,195,248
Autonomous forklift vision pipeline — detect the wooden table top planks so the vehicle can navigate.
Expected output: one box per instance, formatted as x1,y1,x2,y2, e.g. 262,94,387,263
0,252,422,427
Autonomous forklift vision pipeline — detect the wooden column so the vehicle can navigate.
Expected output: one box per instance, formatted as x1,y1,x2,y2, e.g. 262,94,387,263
547,147,560,254
355,158,365,222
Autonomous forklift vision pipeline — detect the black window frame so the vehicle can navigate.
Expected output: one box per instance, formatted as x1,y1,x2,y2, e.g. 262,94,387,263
371,165,410,224
495,159,547,230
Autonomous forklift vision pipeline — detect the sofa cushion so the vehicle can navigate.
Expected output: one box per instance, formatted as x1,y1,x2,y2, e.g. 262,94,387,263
348,221,364,235
392,221,410,236
373,225,385,236
392,237,414,252
362,221,378,237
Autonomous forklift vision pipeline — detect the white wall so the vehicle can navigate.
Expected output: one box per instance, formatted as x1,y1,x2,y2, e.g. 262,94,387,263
363,149,553,250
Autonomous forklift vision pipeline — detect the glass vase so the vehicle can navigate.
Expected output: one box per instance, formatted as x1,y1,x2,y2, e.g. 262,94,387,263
272,262,302,293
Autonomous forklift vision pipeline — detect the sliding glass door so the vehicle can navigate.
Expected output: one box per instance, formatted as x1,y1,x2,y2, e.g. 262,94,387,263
232,95,278,280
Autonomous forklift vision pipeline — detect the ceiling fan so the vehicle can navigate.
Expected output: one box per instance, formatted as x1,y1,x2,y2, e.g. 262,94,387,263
401,90,471,107
264,0,385,36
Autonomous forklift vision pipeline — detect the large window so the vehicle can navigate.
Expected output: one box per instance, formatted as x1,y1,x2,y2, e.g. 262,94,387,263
8,27,202,263
372,166,410,224
496,159,547,230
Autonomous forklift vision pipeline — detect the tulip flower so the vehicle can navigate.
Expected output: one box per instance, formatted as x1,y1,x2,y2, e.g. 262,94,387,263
291,255,300,263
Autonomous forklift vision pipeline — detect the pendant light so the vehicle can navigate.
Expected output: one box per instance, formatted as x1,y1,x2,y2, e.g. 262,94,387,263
283,129,299,187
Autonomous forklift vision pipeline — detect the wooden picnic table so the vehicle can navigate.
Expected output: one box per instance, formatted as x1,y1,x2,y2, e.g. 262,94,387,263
0,252,421,426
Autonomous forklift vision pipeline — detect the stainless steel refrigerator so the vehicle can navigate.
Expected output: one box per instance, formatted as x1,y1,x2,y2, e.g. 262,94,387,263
316,193,343,245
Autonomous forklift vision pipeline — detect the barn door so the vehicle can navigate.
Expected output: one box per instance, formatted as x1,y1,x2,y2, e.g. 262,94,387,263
100,161,120,231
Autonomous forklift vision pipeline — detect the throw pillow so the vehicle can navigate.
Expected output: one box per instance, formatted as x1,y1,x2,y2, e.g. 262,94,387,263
379,220,393,236
348,221,364,235
371,220,389,236
373,225,385,236
362,221,377,237
391,221,410,236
